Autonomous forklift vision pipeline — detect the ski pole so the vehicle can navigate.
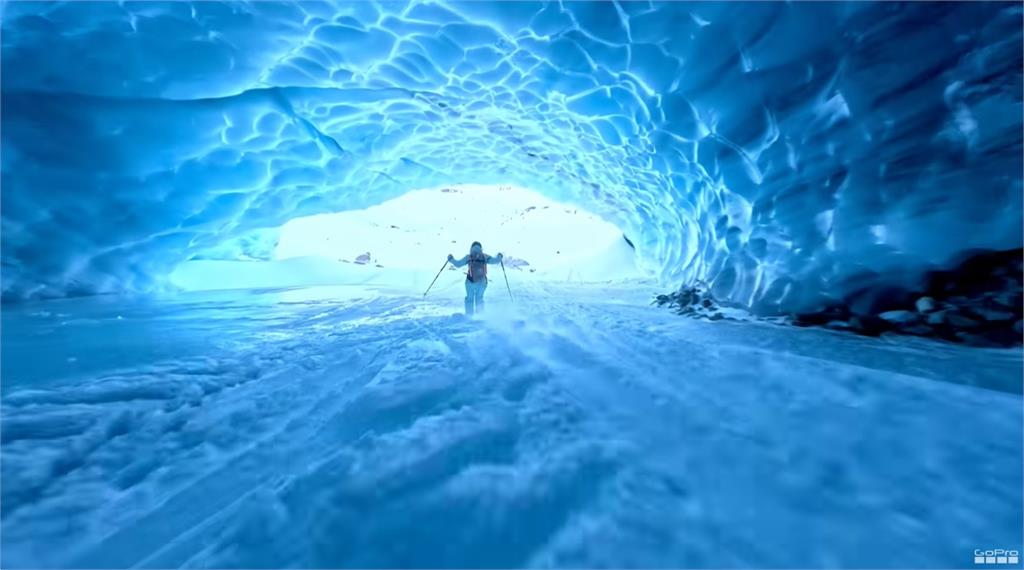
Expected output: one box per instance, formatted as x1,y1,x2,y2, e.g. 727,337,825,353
423,259,450,297
500,258,513,302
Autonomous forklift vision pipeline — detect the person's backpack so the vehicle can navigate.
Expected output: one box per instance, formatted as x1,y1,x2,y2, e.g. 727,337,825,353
467,253,488,282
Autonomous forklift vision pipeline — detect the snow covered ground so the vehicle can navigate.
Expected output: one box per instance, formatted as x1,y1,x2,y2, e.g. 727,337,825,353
2,280,1021,568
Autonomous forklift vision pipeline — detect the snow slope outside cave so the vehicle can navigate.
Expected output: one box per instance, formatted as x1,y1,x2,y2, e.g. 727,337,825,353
170,184,642,293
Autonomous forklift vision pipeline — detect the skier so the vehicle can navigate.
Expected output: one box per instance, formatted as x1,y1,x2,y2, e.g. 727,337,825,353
448,241,503,315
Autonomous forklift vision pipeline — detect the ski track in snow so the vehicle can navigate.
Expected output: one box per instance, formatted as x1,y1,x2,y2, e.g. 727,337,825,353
1,281,1021,568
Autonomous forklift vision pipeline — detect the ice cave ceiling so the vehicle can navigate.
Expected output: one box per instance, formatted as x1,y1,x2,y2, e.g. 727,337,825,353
1,1,1021,307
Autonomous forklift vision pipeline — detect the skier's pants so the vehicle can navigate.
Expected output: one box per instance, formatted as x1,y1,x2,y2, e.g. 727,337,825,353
465,278,488,315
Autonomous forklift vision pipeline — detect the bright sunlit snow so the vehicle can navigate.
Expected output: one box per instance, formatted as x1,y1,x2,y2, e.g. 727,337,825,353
274,184,629,271
170,185,641,292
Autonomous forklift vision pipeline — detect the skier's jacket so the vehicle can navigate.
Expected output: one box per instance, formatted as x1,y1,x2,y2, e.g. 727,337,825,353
467,252,488,283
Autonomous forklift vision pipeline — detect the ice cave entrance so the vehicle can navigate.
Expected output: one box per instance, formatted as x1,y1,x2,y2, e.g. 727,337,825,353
171,184,640,293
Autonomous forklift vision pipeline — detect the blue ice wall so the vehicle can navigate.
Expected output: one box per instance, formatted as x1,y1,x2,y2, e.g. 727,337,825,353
2,1,1021,308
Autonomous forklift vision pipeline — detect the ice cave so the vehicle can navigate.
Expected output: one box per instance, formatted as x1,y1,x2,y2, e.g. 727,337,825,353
1,1,1022,568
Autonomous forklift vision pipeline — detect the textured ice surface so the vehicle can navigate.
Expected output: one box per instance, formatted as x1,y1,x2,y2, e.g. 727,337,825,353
2,2,1021,306
2,282,1021,568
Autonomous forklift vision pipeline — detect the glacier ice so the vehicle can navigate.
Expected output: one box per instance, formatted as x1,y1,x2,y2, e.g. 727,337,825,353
1,1,1021,309
3,4,1023,566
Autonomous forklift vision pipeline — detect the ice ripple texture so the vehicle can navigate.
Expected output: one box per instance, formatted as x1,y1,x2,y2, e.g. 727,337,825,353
2,1,1021,305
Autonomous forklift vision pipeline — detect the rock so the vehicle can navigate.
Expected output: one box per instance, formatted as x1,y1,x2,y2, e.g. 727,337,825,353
926,311,947,325
955,332,1003,348
849,285,913,315
825,320,852,330
903,324,934,336
915,297,936,313
992,290,1022,310
980,328,1021,347
794,304,850,327
795,312,829,326
955,329,1018,348
879,310,918,325
946,313,979,329
970,307,1015,322
948,248,1021,297
922,248,1022,300
660,248,1023,346
849,315,891,337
